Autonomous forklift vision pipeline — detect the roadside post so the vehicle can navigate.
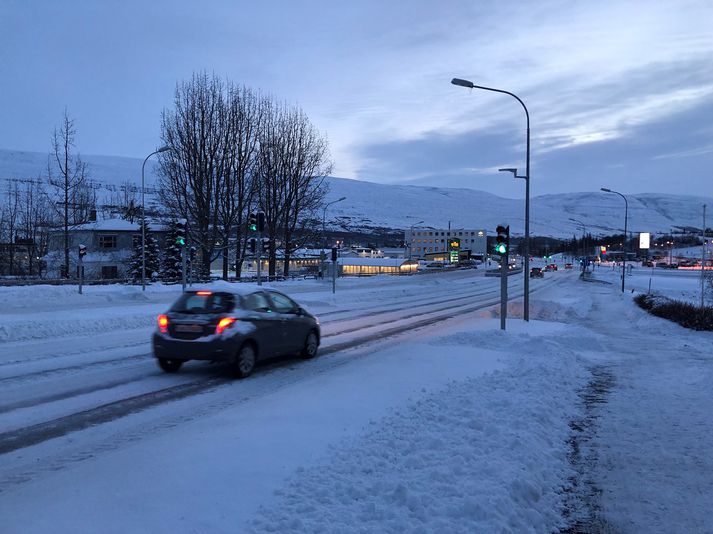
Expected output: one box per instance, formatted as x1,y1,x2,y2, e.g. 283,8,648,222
78,244,86,294
495,225,510,330
331,247,338,294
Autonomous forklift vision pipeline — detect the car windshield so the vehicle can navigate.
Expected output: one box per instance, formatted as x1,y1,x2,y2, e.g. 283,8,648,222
169,292,235,314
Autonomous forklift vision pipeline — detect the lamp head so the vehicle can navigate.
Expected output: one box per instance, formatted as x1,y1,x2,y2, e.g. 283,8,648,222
498,168,518,175
451,78,474,89
157,145,171,153
601,187,611,192
337,196,346,202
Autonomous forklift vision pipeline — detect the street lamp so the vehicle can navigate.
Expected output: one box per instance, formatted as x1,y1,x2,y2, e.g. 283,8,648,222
141,146,171,291
569,217,588,271
601,187,628,293
322,196,346,250
452,77,531,321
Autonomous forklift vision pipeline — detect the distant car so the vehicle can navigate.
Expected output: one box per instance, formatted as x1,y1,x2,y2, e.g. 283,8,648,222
530,267,544,278
545,264,558,271
564,263,573,270
152,287,320,378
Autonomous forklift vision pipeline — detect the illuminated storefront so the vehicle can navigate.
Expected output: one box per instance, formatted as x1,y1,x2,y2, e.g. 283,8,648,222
339,258,419,276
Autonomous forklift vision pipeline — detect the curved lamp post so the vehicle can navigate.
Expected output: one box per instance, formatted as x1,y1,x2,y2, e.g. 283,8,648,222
408,220,424,260
451,77,531,321
601,187,628,293
141,146,171,291
322,196,346,250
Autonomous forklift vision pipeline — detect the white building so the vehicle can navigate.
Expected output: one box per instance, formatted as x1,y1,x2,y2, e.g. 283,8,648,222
405,227,487,259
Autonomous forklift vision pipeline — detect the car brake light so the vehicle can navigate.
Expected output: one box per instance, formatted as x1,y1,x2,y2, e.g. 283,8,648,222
158,314,169,333
196,291,212,296
216,317,237,335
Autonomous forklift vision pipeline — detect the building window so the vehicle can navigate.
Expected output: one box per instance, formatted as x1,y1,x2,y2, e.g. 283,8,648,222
99,234,117,249
101,265,118,279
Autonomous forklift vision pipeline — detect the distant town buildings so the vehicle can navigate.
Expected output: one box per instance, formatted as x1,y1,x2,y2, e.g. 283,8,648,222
405,227,487,260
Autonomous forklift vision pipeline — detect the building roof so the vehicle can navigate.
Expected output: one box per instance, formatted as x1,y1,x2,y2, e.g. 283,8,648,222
70,218,166,232
337,258,416,267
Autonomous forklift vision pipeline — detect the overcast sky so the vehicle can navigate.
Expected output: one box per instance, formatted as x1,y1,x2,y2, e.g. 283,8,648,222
1,0,712,198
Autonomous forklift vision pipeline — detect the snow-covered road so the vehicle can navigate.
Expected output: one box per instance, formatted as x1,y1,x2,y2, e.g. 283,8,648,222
1,268,711,533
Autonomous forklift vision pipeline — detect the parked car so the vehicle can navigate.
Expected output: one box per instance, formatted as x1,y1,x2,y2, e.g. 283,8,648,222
564,263,573,270
152,287,320,378
530,267,544,278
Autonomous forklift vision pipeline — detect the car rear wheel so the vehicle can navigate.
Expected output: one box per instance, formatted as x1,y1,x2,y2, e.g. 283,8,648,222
157,357,183,373
233,343,256,378
300,331,319,359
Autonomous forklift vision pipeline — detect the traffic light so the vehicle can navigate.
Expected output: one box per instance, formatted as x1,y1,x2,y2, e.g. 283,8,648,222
175,219,186,247
248,212,258,232
248,238,257,254
78,244,87,258
189,246,196,262
261,238,270,253
257,211,266,233
495,225,509,255
331,247,338,262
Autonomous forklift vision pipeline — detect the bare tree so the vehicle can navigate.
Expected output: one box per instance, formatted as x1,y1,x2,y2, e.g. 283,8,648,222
216,84,262,279
255,102,331,277
277,106,331,276
18,178,52,276
1,181,20,275
255,101,290,278
47,109,90,278
158,74,331,280
158,73,226,279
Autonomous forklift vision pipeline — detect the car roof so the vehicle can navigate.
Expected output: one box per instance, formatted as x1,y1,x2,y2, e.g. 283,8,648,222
189,281,269,298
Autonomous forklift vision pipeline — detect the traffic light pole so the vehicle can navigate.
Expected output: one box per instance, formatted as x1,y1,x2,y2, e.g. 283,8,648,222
257,230,262,286
181,245,187,291
500,251,508,330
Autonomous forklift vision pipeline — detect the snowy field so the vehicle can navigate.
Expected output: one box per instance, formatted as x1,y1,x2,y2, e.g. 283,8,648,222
1,269,712,533
590,262,707,304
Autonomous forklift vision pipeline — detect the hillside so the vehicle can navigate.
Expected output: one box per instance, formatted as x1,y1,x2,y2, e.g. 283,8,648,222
2,148,710,238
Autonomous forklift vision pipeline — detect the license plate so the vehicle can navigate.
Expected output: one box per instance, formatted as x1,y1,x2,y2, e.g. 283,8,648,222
175,324,203,333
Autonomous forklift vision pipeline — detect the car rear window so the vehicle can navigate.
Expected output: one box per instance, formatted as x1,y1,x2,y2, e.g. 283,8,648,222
170,292,235,314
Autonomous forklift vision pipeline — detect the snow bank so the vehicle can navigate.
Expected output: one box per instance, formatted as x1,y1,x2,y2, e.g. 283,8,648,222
249,327,588,534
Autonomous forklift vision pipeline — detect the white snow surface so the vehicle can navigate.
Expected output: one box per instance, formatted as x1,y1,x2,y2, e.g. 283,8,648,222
0,269,712,533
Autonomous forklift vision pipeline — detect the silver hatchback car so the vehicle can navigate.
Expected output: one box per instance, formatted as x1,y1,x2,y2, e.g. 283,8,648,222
152,287,320,378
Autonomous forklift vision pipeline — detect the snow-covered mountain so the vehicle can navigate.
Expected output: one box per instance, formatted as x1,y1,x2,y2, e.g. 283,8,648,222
2,148,710,238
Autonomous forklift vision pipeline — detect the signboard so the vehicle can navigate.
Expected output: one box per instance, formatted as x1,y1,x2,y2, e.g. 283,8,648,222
449,238,460,263
639,232,650,249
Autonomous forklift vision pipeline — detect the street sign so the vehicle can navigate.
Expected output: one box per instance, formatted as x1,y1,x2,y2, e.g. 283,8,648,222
639,232,650,249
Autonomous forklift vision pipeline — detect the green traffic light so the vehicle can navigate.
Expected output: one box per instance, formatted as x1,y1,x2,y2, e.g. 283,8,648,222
176,237,185,246
495,243,507,254
248,224,257,232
